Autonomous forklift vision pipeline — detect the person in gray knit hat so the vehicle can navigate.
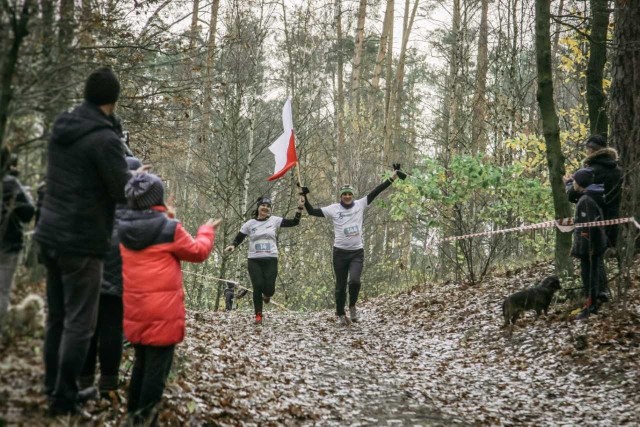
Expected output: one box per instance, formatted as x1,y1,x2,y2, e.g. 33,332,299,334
125,173,165,210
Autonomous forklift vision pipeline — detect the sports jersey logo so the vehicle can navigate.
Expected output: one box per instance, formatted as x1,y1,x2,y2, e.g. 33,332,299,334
338,212,354,219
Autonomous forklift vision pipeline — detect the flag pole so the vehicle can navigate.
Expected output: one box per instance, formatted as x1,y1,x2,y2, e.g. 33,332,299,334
294,161,303,187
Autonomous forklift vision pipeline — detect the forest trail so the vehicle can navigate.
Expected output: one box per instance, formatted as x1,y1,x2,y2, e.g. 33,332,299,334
1,261,640,426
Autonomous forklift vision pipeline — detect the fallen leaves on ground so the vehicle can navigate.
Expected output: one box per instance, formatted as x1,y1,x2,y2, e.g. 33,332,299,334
1,259,639,425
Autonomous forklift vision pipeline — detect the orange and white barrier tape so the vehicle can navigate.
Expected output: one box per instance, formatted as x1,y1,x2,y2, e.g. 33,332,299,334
443,217,640,242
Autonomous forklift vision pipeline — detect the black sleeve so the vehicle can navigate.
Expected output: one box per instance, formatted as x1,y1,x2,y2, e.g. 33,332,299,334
565,181,580,204
93,133,131,204
367,178,394,205
231,232,247,247
281,211,302,227
304,196,325,217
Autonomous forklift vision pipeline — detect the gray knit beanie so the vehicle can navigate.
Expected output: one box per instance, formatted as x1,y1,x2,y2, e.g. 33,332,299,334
125,173,165,210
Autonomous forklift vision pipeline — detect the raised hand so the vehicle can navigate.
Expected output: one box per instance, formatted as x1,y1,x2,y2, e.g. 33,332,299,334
392,163,407,180
206,218,223,229
298,186,310,195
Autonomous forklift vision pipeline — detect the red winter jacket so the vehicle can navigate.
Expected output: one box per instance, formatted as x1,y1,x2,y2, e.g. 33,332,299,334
118,206,215,346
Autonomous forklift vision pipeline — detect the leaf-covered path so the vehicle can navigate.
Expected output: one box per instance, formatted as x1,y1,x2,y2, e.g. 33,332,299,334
1,262,640,425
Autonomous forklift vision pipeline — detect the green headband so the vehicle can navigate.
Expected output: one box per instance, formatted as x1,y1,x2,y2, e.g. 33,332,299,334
339,185,354,195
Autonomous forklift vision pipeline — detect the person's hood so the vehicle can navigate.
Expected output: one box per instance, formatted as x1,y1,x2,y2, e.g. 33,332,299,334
583,183,605,206
584,147,619,169
118,209,173,250
50,101,119,147
585,183,604,194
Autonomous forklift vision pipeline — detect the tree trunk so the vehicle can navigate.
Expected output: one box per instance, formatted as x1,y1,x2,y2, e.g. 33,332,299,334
371,0,394,93
535,0,573,274
351,0,367,111
442,0,461,161
0,0,32,147
58,0,74,53
586,0,610,136
182,0,201,210
609,0,640,260
334,0,345,184
471,0,489,154
390,0,419,161
201,0,220,152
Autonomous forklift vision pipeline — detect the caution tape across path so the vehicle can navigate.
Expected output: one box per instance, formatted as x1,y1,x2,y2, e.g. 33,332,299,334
443,217,640,242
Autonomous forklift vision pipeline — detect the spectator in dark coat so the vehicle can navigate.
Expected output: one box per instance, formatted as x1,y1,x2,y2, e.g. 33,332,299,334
570,168,607,320
34,67,134,417
78,156,142,398
0,148,35,331
567,135,623,248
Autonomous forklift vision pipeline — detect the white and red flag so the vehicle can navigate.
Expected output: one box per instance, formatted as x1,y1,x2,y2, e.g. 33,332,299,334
267,98,298,181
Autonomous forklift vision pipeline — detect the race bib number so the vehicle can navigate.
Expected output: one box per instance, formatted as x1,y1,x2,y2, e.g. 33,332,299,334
343,226,359,237
255,242,272,252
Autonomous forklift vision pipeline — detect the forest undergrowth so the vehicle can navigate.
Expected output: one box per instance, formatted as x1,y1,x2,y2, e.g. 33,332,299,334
1,256,639,426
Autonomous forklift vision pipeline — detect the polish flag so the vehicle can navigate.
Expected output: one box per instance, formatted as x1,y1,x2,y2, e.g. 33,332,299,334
267,98,298,181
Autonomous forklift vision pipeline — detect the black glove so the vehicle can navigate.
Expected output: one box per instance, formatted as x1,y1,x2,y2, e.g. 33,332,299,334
392,163,407,180
298,186,310,195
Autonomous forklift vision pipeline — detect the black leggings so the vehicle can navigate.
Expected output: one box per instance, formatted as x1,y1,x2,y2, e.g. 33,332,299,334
247,257,278,315
332,248,364,316
128,344,175,423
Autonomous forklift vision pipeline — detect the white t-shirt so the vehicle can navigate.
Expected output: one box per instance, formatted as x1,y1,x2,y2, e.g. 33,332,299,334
320,197,369,250
239,215,284,259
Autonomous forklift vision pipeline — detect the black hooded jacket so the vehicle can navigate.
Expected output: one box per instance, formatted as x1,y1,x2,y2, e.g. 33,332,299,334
567,148,623,219
571,184,607,258
34,102,131,257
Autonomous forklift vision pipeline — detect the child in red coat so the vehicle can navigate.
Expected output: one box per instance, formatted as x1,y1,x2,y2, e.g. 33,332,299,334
118,173,221,425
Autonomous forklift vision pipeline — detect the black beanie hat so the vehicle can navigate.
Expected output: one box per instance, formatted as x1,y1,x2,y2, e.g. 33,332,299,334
84,67,120,106
573,168,595,188
125,156,142,171
585,134,607,149
125,173,165,210
257,196,272,207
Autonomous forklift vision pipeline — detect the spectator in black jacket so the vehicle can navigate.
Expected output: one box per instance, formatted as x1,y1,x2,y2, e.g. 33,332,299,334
78,156,142,399
567,135,623,248
0,148,35,332
34,67,139,417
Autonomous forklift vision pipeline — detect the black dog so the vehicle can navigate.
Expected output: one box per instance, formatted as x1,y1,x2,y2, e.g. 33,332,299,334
502,276,561,326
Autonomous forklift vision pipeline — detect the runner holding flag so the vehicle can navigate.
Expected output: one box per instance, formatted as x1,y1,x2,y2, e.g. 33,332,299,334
223,99,304,324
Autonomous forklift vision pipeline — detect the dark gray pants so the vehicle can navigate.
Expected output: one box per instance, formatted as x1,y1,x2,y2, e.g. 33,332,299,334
42,248,102,412
332,247,364,316
580,254,605,305
79,294,123,391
